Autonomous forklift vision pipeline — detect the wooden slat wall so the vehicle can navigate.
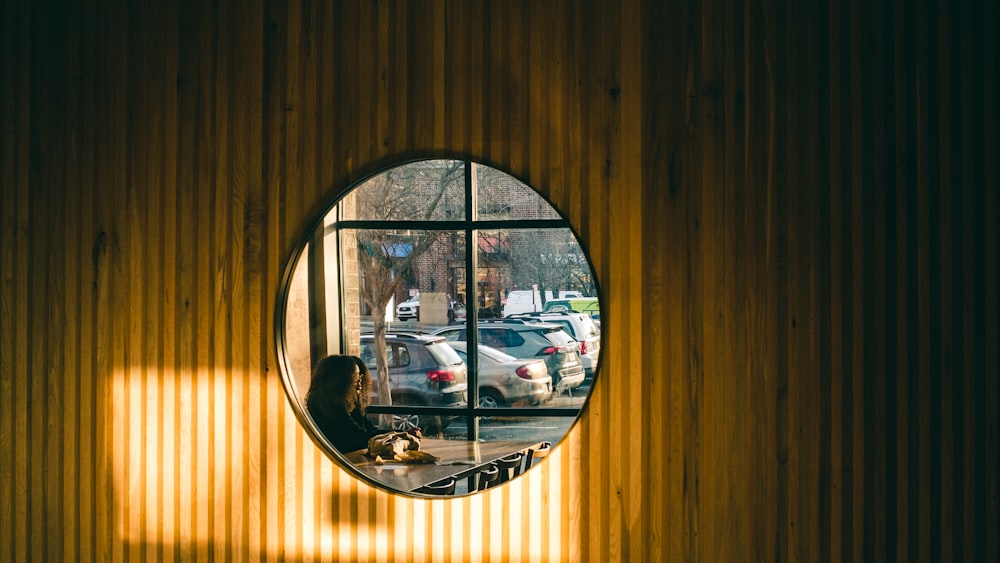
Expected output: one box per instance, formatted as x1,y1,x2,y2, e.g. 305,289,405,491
1,0,996,561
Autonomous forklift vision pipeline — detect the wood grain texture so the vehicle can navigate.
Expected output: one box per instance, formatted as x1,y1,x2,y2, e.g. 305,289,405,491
1,0,997,561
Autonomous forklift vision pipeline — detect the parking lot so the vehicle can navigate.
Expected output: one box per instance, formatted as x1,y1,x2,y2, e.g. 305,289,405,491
365,316,596,445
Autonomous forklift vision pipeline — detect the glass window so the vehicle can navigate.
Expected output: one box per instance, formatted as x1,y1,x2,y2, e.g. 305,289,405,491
276,159,602,496
341,159,466,221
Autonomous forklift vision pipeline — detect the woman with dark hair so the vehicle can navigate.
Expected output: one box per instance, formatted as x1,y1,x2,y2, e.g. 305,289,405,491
305,354,383,452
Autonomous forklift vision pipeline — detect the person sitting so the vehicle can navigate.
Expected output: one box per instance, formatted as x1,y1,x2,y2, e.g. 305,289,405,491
305,354,383,453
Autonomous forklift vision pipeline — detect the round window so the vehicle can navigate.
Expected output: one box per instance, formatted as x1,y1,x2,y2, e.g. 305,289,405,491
275,159,602,496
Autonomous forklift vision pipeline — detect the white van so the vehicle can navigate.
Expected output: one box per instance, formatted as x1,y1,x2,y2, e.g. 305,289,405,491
502,287,584,317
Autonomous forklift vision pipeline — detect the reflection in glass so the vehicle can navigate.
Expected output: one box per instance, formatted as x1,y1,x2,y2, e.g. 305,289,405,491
276,159,600,496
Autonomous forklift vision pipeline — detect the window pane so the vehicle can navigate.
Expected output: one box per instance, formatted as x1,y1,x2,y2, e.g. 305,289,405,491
356,335,467,410
477,227,595,316
449,342,555,410
342,226,468,420
441,415,577,447
341,159,466,221
343,227,464,324
474,163,560,220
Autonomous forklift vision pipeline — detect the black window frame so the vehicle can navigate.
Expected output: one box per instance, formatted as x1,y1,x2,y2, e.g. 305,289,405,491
325,159,592,439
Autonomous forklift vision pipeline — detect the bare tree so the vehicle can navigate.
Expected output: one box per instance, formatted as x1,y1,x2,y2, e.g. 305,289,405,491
475,168,595,303
506,228,593,304
353,161,464,410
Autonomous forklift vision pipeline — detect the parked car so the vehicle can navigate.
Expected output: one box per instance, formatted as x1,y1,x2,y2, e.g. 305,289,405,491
541,297,601,322
508,311,601,380
395,294,421,320
395,293,456,322
359,332,468,432
446,341,553,409
502,288,583,317
433,320,585,393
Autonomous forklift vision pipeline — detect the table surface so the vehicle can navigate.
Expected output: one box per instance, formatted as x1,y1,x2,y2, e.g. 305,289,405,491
343,438,543,492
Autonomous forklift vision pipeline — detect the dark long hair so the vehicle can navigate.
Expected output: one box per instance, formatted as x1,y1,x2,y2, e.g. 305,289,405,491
305,355,360,414
351,356,372,414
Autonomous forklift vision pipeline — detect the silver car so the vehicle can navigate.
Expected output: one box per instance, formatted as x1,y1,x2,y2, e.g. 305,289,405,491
433,320,586,393
446,342,553,408
359,332,468,432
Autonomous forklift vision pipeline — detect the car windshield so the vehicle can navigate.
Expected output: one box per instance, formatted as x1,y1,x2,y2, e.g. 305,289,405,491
426,341,464,365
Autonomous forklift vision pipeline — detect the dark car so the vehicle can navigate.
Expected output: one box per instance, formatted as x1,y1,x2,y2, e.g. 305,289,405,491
360,332,468,433
433,320,586,393
508,311,601,380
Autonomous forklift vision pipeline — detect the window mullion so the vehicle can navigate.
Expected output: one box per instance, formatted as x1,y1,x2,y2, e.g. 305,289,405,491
465,160,480,440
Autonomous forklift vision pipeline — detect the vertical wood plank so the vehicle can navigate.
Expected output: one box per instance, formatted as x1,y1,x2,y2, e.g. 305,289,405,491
724,0,752,559
160,2,180,556
891,2,913,561
983,4,1000,563
742,0,778,560
956,4,976,561
914,2,933,562
124,3,148,560
0,3,13,552
825,0,846,560
175,2,198,559
0,4,32,561
618,0,646,559
848,0,868,560
61,1,85,557
935,1,954,559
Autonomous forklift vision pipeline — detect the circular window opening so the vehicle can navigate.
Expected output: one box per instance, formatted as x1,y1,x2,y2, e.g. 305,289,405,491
276,159,602,497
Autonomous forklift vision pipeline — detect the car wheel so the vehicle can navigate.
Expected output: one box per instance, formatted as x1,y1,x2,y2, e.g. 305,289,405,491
477,389,504,420
391,413,422,432
478,389,503,409
390,412,442,434
390,394,439,434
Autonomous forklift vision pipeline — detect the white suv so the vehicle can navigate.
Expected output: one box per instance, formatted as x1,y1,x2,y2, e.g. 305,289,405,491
506,311,601,380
